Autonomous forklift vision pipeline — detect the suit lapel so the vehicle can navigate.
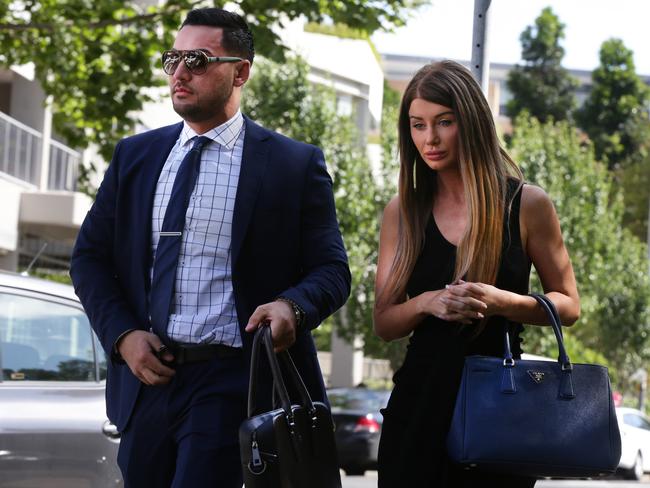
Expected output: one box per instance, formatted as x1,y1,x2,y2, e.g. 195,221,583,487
232,117,270,267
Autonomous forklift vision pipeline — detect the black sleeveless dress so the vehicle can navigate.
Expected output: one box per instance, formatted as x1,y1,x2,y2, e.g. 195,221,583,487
377,181,537,487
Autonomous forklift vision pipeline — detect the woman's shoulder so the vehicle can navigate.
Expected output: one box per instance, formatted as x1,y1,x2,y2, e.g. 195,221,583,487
383,195,400,219
520,184,554,212
520,184,558,237
380,196,403,239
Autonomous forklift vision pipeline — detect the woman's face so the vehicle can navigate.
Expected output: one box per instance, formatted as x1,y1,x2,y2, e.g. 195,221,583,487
408,98,459,173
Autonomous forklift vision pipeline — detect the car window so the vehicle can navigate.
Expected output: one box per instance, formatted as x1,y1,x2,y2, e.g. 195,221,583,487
328,390,389,411
93,332,108,381
623,414,639,427
639,416,650,431
0,292,97,382
623,413,650,430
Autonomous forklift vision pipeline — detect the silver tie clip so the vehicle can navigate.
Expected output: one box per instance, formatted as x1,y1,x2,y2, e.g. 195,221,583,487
160,231,182,237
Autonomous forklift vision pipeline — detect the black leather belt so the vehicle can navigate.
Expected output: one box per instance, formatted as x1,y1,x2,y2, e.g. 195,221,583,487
167,343,241,365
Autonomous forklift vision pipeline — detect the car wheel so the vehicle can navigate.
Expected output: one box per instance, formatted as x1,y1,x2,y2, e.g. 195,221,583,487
625,451,644,481
343,466,366,476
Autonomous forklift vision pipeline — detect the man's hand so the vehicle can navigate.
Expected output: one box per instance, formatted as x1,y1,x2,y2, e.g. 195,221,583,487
245,301,297,352
116,330,175,386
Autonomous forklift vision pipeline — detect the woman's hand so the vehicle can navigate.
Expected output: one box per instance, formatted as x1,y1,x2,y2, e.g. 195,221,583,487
417,287,487,324
443,280,510,318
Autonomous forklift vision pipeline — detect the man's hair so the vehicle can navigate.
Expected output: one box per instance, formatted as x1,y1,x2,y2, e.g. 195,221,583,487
181,8,255,64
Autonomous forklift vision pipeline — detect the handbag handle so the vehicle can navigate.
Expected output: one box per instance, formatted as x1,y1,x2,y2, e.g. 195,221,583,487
501,294,575,399
247,324,316,419
530,294,572,369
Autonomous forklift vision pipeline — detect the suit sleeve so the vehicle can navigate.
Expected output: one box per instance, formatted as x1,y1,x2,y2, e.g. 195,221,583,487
70,141,143,358
278,147,351,330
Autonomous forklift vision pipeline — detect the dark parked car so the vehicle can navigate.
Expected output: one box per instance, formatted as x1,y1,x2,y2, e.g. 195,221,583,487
0,271,122,487
328,387,390,476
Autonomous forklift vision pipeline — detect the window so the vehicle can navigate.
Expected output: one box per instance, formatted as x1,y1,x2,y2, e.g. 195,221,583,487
0,292,99,381
624,413,650,430
328,390,388,412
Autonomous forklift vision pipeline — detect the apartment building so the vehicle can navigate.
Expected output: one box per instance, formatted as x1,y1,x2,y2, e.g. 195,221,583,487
0,64,92,272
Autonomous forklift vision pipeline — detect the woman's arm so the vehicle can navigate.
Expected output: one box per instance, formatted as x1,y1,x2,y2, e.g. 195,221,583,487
444,184,580,326
373,197,486,342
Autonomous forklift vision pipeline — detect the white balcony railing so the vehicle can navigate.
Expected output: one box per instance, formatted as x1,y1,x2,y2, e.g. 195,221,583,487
0,111,42,187
0,111,80,191
49,140,79,192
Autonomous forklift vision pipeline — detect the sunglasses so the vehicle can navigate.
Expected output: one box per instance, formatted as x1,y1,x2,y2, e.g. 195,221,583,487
161,49,243,75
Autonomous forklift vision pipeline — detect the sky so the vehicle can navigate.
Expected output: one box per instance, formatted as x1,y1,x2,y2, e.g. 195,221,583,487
371,0,650,75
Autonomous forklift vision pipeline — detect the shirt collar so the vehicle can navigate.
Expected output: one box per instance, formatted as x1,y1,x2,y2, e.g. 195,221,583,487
178,110,244,150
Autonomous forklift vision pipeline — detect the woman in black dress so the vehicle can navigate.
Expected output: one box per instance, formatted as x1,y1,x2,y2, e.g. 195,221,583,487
373,61,581,487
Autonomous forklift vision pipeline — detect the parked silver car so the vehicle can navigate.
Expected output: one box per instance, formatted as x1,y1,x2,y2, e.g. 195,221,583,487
0,271,122,487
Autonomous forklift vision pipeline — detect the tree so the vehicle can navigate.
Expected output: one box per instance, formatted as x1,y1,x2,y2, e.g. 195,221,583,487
618,111,650,240
242,55,384,357
0,0,422,163
372,81,410,370
576,38,650,169
506,7,578,123
509,114,650,397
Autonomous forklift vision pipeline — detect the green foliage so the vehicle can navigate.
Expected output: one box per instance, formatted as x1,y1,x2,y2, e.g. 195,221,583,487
242,55,382,356
506,7,578,123
618,111,650,240
378,80,400,203
244,60,408,366
575,38,650,169
509,114,650,396
367,81,410,368
0,0,421,190
0,0,186,163
28,270,73,285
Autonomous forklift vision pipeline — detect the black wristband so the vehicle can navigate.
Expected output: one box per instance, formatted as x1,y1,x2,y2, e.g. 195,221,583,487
276,297,306,330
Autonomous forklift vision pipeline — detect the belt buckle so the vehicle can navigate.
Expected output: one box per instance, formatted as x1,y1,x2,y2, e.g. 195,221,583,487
172,345,187,365
155,344,176,367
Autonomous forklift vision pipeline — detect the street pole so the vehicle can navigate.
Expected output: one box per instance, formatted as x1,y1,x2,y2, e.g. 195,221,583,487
471,0,492,96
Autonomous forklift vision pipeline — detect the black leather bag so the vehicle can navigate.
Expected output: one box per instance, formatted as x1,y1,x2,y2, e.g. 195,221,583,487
446,294,621,478
239,325,342,488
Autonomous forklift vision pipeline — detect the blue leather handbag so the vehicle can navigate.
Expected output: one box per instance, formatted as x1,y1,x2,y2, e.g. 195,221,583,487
446,294,621,478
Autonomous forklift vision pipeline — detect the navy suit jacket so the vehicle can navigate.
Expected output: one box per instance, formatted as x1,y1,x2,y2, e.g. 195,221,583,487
70,117,351,431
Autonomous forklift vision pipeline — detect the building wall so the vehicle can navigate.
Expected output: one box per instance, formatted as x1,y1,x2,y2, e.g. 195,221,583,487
281,20,384,141
9,71,46,132
0,68,90,272
0,176,24,254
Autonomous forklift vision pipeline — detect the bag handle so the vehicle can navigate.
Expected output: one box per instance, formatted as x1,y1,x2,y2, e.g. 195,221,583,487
530,294,572,369
247,324,316,419
501,294,575,399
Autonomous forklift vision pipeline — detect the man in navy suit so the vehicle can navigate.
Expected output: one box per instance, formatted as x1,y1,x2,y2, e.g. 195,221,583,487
70,8,350,487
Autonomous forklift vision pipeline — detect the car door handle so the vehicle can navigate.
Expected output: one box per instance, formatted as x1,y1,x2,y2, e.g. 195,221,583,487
102,420,121,440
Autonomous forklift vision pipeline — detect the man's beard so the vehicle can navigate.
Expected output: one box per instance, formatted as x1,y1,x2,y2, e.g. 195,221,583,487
172,86,232,123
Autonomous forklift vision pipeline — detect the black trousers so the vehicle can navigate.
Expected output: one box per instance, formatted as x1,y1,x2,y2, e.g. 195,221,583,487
117,353,248,488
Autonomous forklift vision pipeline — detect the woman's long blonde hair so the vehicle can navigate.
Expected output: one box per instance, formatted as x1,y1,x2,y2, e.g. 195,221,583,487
380,60,523,304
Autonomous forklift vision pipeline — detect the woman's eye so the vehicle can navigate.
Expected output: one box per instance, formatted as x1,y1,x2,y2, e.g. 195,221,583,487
412,123,425,129
439,119,453,127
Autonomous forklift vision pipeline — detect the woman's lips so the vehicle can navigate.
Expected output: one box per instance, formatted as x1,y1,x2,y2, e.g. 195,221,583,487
425,151,447,161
